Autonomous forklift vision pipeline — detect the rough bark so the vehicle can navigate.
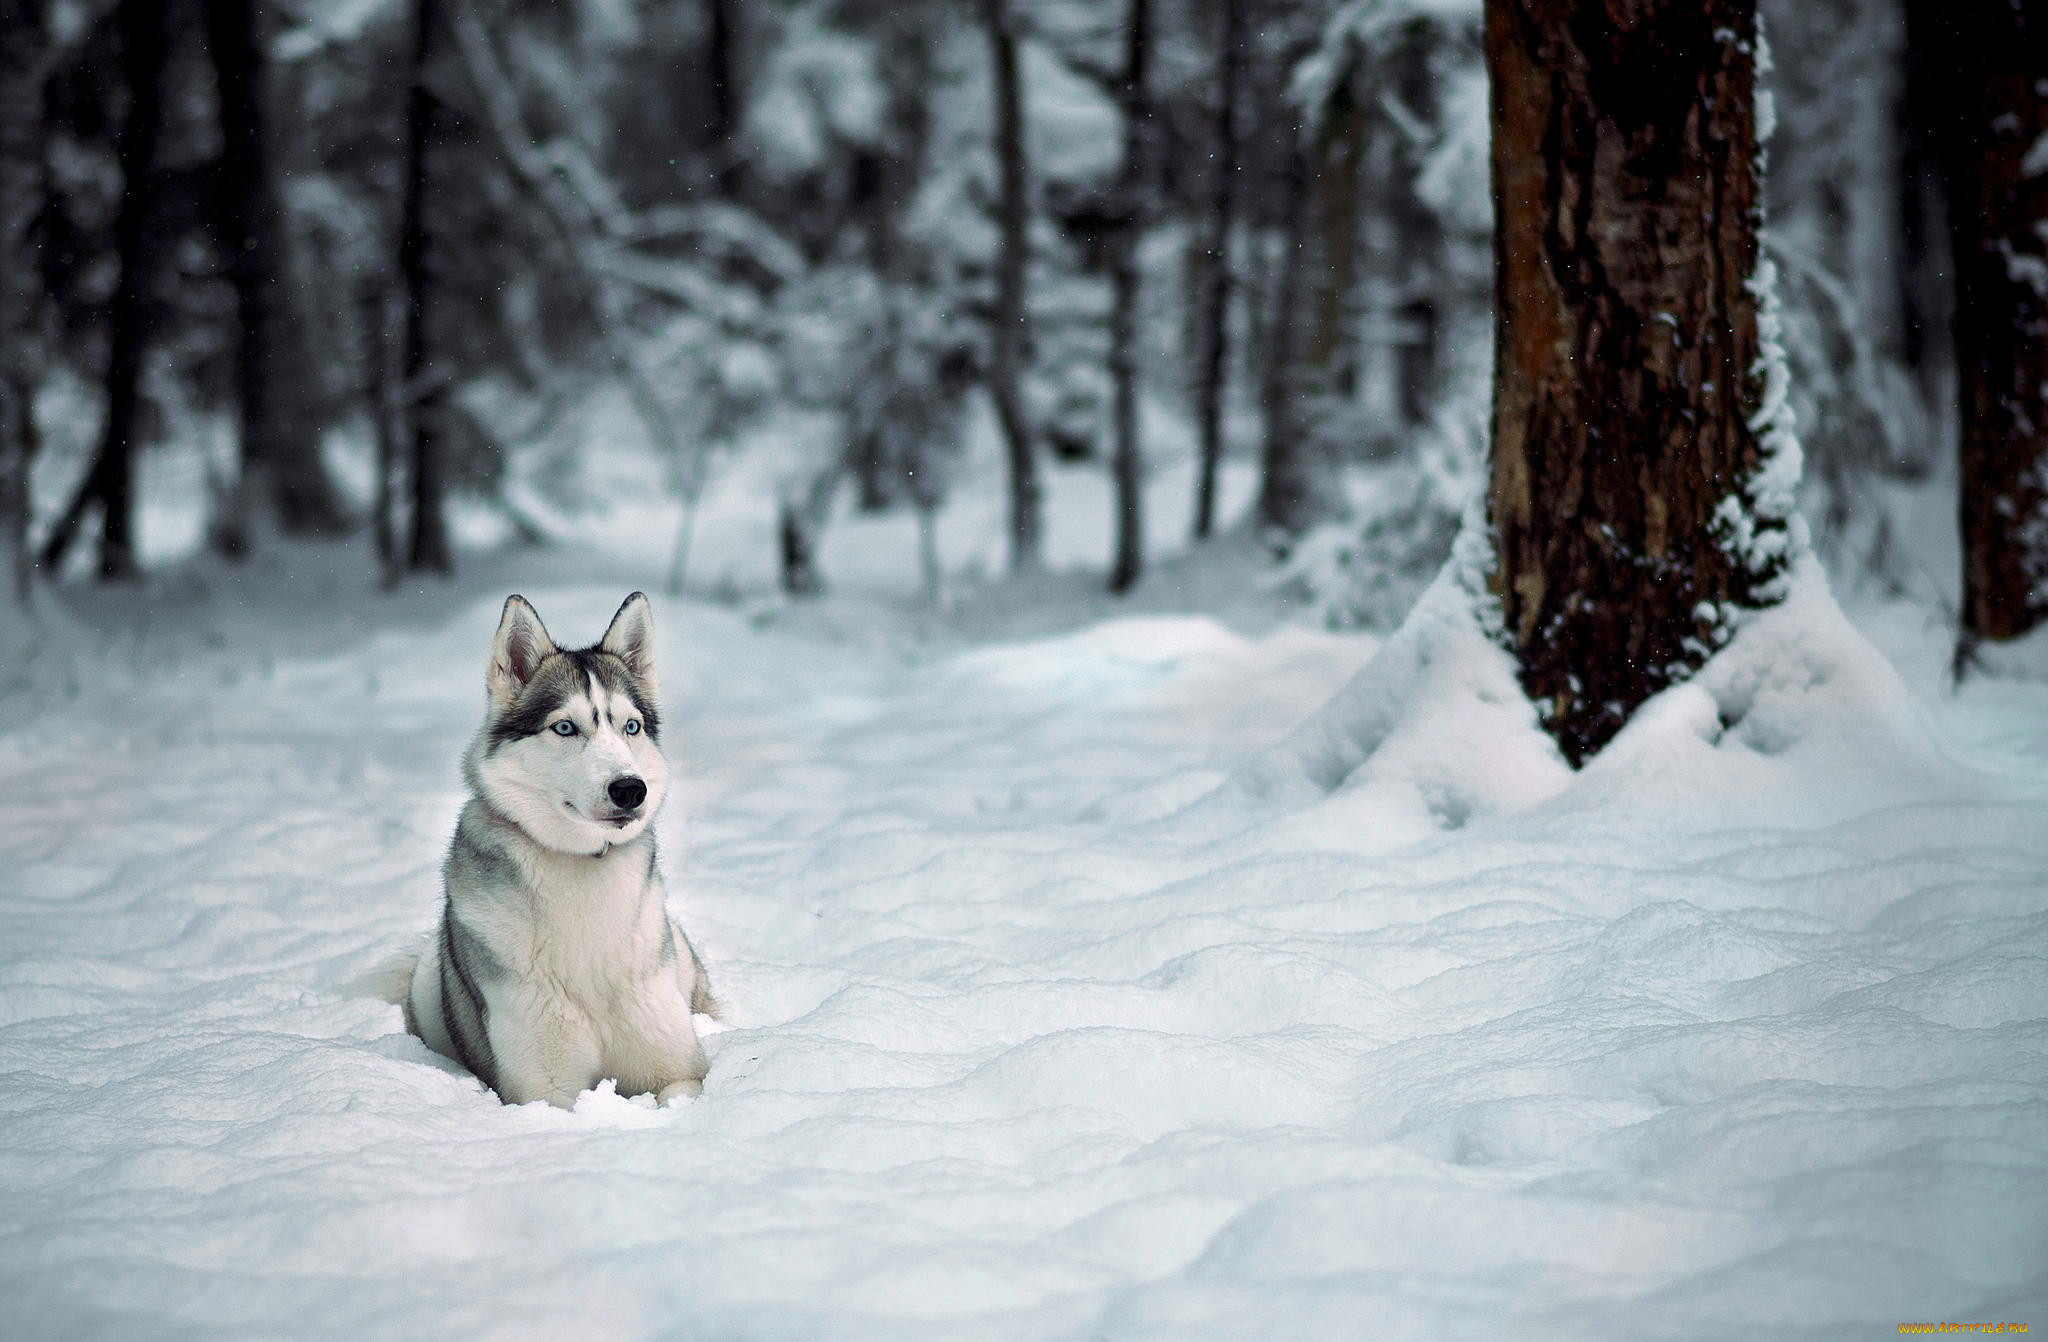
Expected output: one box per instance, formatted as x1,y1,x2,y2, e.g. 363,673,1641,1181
1191,0,1245,542
1930,3,2048,655
41,0,169,581
978,0,1040,571
1486,0,1788,765
1105,0,1150,595
203,0,348,558
0,0,48,604
400,0,452,575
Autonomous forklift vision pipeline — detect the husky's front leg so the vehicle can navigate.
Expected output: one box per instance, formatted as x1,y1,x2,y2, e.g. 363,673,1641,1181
611,984,710,1105
487,1005,603,1108
643,1019,710,1105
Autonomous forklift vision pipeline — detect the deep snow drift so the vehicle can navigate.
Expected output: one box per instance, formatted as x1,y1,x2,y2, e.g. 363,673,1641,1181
2,549,2045,1339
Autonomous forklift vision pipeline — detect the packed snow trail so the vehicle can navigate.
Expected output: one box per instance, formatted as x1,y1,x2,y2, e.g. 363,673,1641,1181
1,582,2045,1340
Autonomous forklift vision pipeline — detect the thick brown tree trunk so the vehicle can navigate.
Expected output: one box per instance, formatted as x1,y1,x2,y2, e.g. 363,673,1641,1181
1932,4,2048,656
400,0,452,575
0,0,48,605
978,0,1040,572
1486,0,1791,765
203,0,348,556
1191,0,1245,542
1105,0,1150,595
42,0,168,581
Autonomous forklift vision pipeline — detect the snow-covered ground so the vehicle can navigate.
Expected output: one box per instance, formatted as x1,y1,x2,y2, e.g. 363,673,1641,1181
3,484,2046,1338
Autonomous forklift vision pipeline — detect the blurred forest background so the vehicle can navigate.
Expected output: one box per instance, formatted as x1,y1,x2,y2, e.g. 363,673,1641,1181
0,0,2011,637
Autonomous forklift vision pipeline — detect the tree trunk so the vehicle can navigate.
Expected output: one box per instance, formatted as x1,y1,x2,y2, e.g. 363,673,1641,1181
1932,4,2048,656
361,279,402,587
42,0,168,581
1191,0,1245,542
400,0,451,575
778,468,840,598
1105,0,1150,595
705,0,737,145
1306,86,1367,403
1896,0,1955,423
1486,0,1791,765
1256,140,1342,537
0,0,48,605
978,0,1040,572
1389,31,1441,432
704,0,740,192
203,0,348,559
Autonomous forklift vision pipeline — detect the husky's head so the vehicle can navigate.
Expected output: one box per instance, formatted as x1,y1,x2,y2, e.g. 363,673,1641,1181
466,592,670,856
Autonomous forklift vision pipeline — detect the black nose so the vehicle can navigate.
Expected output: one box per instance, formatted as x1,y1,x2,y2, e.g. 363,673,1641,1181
608,776,646,811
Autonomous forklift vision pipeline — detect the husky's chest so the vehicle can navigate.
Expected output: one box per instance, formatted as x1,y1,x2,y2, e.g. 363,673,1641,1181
467,840,672,1013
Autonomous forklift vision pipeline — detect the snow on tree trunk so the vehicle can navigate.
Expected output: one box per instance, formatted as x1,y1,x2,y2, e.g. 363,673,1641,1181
1937,3,2048,655
1485,0,1794,765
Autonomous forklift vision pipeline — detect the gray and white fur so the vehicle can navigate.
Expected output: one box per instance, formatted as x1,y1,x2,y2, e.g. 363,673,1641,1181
406,591,717,1107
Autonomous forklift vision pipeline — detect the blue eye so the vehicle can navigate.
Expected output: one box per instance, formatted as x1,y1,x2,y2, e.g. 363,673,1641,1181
623,720,641,736
550,721,577,737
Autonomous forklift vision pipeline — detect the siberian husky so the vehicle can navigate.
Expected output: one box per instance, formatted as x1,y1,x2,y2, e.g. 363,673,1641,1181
406,592,717,1107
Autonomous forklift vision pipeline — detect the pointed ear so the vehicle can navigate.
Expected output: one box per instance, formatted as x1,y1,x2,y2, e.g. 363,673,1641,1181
600,591,656,687
488,595,556,703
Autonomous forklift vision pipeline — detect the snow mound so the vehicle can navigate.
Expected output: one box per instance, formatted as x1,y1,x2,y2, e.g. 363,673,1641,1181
1208,552,1964,855
1208,555,1569,847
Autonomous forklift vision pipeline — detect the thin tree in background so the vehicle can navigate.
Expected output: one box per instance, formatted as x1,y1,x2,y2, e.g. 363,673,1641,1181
203,0,349,558
1191,0,1245,542
1256,125,1342,538
1897,0,1955,429
1105,0,1151,595
1925,1,2048,660
1305,80,1366,421
0,0,48,605
1388,26,1441,433
1486,0,1790,764
978,0,1040,572
400,0,451,575
39,0,168,581
361,263,403,587
704,0,739,186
